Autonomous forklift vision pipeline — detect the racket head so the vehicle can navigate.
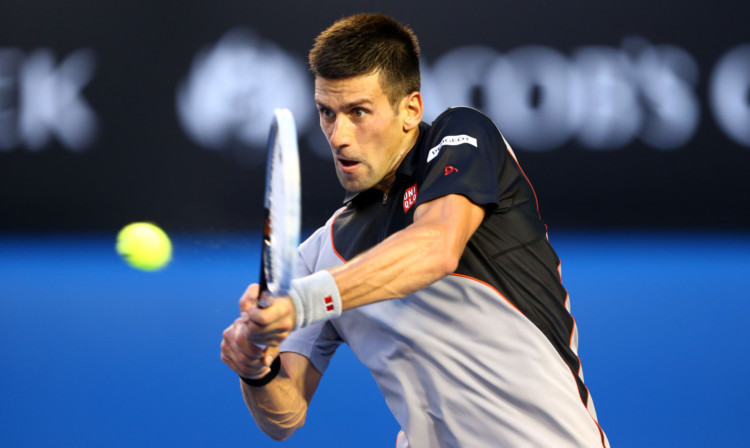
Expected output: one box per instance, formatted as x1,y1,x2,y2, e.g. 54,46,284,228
261,108,301,298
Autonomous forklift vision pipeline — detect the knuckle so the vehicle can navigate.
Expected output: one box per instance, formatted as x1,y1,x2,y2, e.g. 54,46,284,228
281,298,293,313
224,329,237,345
283,318,294,330
246,321,261,335
236,353,253,367
221,353,232,365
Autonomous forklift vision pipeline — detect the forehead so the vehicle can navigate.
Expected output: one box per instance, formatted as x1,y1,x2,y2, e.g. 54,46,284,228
314,73,387,105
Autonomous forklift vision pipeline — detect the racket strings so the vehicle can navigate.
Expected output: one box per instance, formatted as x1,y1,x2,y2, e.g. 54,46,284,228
265,110,300,297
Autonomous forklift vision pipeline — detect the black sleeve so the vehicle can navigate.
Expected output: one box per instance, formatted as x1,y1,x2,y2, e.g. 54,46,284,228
415,107,506,210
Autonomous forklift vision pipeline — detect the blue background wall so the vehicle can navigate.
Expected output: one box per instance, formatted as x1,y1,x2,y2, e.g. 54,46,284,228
2,233,749,447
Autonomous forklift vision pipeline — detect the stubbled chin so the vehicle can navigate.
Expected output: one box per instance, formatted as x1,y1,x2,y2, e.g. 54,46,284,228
335,168,370,192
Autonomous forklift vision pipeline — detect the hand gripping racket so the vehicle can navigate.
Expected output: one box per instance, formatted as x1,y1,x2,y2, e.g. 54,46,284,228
258,108,301,307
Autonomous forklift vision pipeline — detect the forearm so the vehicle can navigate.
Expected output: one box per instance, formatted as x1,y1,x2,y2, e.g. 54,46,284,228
329,194,485,310
241,368,308,441
330,220,456,310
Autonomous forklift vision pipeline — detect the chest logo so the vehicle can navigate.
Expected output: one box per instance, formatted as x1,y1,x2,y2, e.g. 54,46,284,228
427,134,477,163
403,184,417,213
444,165,459,176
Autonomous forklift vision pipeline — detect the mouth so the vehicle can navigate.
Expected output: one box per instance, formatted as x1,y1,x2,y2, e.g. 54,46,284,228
337,157,361,173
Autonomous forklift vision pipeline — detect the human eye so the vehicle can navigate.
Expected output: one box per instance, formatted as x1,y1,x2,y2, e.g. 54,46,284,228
352,108,367,119
318,106,334,120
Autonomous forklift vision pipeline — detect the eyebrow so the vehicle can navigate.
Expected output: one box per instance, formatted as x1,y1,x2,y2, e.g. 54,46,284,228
315,98,374,111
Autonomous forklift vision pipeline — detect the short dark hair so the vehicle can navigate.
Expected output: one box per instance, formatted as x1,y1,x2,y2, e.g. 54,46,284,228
309,13,421,106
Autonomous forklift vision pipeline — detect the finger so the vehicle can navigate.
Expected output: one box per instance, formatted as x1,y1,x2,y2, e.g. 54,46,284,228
222,327,271,378
247,296,294,327
239,311,250,324
221,339,248,374
221,349,240,372
262,346,281,367
246,300,296,346
243,319,280,346
221,341,248,371
244,320,289,346
229,321,264,357
234,352,271,378
223,321,264,368
239,283,261,313
246,327,290,347
222,347,270,379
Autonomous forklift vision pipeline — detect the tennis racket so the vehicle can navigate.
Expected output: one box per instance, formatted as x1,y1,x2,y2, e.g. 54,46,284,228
258,108,301,308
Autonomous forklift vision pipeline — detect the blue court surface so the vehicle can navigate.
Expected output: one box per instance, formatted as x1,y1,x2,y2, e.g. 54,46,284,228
1,231,748,447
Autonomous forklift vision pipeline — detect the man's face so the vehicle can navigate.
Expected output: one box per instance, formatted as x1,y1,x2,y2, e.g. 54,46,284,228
315,73,416,193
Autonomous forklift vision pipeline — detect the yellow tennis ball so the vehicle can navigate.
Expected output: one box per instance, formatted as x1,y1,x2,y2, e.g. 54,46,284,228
116,222,172,271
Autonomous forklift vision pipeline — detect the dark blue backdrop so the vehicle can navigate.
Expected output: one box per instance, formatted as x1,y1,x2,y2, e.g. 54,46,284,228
2,0,750,231
2,232,748,447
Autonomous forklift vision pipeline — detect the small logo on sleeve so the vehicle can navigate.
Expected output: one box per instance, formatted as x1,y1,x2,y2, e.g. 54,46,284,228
324,296,334,312
403,184,417,213
444,166,459,176
427,134,477,163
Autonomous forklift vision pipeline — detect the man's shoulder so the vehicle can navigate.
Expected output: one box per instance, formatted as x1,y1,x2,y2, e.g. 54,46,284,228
430,106,497,131
420,107,503,155
423,107,500,148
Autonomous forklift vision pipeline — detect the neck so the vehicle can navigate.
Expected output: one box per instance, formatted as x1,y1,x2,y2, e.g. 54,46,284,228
374,126,420,193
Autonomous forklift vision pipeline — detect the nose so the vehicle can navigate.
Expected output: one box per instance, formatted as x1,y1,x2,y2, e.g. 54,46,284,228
327,115,351,150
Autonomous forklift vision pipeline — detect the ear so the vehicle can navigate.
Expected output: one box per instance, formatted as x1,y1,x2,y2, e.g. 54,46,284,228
402,91,423,132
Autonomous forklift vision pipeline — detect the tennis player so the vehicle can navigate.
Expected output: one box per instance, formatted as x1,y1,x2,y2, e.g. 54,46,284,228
221,13,609,447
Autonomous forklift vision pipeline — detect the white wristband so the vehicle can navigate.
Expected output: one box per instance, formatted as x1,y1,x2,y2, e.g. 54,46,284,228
288,270,342,329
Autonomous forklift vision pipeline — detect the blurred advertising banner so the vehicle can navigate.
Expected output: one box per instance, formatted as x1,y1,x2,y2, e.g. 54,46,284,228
1,0,749,230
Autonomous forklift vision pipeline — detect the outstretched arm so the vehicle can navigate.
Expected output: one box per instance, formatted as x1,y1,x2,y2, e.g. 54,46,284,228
333,193,485,308
245,193,486,346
